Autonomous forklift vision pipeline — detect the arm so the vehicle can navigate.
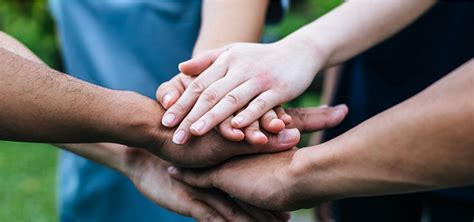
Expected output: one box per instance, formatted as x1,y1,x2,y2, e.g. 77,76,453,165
0,42,160,147
164,0,436,138
170,60,474,210
0,31,347,167
192,0,268,56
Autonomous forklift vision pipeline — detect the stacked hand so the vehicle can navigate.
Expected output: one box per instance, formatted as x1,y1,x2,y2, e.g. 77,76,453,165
120,144,292,222
157,39,323,145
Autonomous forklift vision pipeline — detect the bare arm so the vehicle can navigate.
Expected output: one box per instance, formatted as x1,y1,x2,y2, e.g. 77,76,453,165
299,59,474,199
163,0,437,138
0,45,161,147
170,60,474,210
192,0,268,56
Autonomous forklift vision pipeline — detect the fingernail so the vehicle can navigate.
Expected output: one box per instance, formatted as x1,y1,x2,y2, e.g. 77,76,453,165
167,166,177,174
232,116,245,126
178,62,185,71
191,120,205,133
162,113,175,126
278,129,299,144
333,104,347,114
172,130,186,144
163,93,172,108
334,104,347,110
233,129,243,136
319,104,328,108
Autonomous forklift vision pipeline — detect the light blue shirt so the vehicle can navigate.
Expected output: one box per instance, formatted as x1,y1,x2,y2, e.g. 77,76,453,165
49,0,201,221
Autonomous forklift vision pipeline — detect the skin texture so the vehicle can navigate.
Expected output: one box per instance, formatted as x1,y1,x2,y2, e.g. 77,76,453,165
160,0,290,145
170,60,474,211
163,0,436,139
0,30,347,221
60,143,290,222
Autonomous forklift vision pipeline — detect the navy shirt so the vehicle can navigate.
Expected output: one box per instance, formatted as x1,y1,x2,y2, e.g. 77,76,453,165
324,2,474,199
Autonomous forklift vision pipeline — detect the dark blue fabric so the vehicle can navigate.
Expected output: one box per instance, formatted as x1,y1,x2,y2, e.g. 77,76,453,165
324,1,474,202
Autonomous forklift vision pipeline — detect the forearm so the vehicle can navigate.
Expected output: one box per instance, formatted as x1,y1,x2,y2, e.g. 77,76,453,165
0,47,163,147
282,0,436,67
298,60,474,200
192,0,268,56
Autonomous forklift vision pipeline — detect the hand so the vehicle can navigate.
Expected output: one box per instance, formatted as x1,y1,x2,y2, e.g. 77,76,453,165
162,39,322,139
147,105,348,168
157,74,292,145
122,145,291,222
168,148,327,211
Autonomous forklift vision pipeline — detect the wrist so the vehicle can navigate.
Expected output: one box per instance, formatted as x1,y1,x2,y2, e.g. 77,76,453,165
279,25,333,70
107,90,168,149
289,145,347,204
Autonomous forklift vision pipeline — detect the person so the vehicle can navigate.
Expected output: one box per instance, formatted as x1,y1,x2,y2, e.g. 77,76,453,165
44,0,344,221
316,2,474,221
160,1,474,221
158,0,436,144
0,29,349,221
168,58,474,213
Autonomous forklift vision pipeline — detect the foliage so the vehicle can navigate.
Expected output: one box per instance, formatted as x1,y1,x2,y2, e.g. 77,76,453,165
0,0,61,69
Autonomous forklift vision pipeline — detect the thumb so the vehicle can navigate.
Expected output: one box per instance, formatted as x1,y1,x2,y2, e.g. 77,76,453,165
285,105,348,133
179,47,228,76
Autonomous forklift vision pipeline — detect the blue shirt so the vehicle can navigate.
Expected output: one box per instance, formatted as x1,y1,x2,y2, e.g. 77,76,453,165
50,1,201,221
324,2,474,200
49,0,284,221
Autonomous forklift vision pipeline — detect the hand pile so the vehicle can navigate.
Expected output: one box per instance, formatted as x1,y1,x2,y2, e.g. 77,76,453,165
121,44,348,220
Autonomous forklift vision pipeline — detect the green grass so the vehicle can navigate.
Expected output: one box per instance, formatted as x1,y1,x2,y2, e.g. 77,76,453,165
0,141,58,222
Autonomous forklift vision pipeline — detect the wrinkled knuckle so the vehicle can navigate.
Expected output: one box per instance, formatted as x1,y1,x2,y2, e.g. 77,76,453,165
224,93,240,105
203,209,222,222
170,103,186,115
201,89,218,104
190,81,207,94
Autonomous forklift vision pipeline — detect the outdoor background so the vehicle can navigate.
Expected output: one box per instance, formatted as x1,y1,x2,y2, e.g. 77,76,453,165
0,0,342,221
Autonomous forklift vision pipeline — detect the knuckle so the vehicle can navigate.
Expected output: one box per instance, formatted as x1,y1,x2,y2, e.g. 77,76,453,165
190,81,207,94
224,93,240,105
202,209,222,222
170,102,187,115
201,89,219,104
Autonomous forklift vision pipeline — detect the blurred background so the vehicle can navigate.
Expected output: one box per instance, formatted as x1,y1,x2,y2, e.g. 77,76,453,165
0,0,341,221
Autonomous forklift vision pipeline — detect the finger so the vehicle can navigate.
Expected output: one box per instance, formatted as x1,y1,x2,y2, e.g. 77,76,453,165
232,90,283,129
190,79,265,136
217,116,245,142
156,75,186,109
285,104,348,133
162,60,228,128
179,47,228,76
260,109,285,134
182,75,247,137
168,166,214,188
256,128,301,153
187,199,226,222
236,200,281,222
196,189,256,222
243,120,268,145
275,106,292,125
